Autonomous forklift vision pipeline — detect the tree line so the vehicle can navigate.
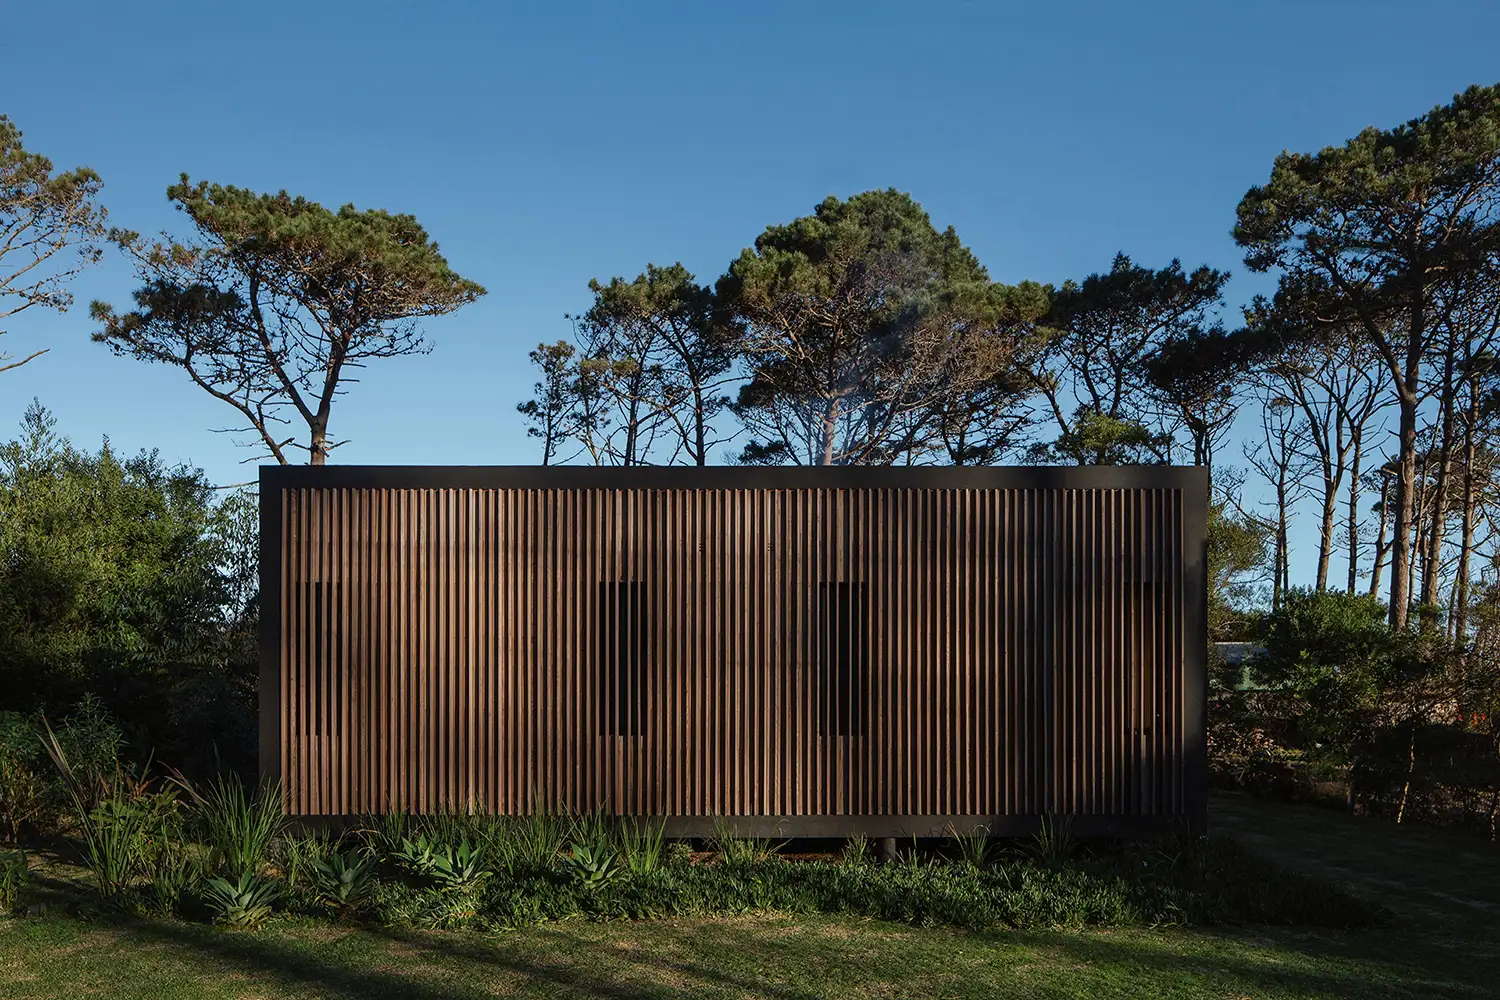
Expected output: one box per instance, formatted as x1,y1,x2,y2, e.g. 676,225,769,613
516,86,1500,647
3,88,1500,820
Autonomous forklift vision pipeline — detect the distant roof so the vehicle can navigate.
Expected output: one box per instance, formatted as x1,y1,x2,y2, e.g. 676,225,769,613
1213,642,1263,666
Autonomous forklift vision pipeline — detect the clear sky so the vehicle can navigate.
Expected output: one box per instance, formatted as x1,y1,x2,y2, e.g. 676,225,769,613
3,0,1498,586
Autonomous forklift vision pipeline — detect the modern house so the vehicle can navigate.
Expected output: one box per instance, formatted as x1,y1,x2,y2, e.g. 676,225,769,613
260,465,1208,837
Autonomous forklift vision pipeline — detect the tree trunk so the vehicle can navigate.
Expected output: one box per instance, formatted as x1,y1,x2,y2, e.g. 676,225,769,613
1370,472,1391,598
1396,724,1418,824
309,417,330,466
1420,342,1459,627
820,397,840,466
1347,436,1363,594
1316,474,1337,592
1453,384,1481,641
1390,389,1418,630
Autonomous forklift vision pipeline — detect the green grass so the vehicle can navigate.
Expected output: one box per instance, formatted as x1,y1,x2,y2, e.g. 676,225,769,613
2,794,1496,999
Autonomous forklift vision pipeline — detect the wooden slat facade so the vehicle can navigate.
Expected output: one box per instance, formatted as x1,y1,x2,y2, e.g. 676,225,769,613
260,466,1208,836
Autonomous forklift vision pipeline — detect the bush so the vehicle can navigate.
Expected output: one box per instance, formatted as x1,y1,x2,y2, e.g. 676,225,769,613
353,832,1383,934
1,698,126,842
0,849,28,912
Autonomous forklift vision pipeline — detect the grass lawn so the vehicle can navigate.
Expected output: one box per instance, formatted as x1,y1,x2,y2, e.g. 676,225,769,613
2,795,1496,1000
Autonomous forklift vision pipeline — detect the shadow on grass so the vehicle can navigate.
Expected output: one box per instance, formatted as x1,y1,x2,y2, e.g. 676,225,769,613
117,916,831,1000
95,914,1496,1000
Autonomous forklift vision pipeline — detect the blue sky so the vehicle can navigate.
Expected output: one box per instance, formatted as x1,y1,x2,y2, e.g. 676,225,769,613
3,0,1498,586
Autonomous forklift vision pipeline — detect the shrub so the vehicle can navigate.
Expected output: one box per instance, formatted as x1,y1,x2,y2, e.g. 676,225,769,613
313,849,376,914
0,849,28,912
202,871,279,929
709,818,777,865
176,774,283,875
619,817,665,875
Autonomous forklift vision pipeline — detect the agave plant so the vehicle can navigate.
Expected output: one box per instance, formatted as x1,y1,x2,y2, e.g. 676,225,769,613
393,834,442,877
314,849,376,912
566,837,622,890
429,840,488,892
202,871,280,929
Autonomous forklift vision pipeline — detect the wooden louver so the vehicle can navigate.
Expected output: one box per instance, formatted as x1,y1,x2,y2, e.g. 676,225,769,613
261,465,1208,837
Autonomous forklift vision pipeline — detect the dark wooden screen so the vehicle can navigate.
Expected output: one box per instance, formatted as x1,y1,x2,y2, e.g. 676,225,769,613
261,466,1207,836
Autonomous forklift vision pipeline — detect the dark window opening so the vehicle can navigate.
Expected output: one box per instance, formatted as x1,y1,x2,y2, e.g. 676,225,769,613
598,581,650,736
300,581,338,736
818,581,867,737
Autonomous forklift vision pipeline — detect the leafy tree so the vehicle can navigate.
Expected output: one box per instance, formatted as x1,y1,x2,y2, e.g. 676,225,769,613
719,189,1048,466
1207,499,1268,640
0,114,107,374
91,177,485,464
573,263,740,466
517,341,579,466
1235,83,1500,629
1141,324,1254,478
0,401,257,775
1031,253,1228,465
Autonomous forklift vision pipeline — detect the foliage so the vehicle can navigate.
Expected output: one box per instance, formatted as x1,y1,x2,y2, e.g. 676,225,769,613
1030,252,1228,466
91,178,485,465
1235,83,1500,630
1206,500,1268,640
841,833,871,866
564,835,623,891
0,404,257,778
0,849,28,911
512,809,564,870
313,848,376,913
394,834,488,892
950,823,993,869
1031,814,1076,867
718,188,1050,466
173,774,283,876
708,819,778,866
42,715,181,901
201,871,279,929
0,113,107,375
554,262,740,466
618,816,665,875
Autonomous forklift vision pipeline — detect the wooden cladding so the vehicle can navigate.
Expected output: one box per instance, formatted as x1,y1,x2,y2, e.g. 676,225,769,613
260,466,1208,836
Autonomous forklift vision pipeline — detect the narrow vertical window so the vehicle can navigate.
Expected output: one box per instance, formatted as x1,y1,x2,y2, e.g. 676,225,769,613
598,581,649,736
300,581,339,736
818,581,867,737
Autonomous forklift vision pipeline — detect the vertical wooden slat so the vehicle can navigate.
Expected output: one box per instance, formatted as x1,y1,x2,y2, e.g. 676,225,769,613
275,476,1202,833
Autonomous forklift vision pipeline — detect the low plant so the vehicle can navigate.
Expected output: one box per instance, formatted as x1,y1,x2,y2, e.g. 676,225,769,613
1031,814,1075,866
513,809,563,870
143,848,205,917
44,723,181,901
355,808,409,860
665,840,694,867
314,848,376,913
202,871,280,929
0,714,45,843
174,773,283,876
429,840,488,892
395,834,488,891
619,816,665,875
273,832,334,891
566,835,622,891
951,823,992,869
841,833,871,866
393,834,442,877
709,818,777,866
0,849,29,912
